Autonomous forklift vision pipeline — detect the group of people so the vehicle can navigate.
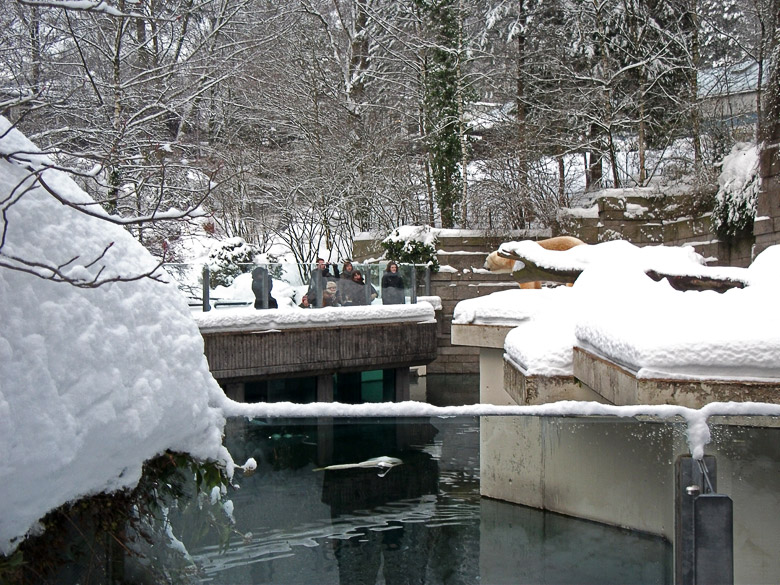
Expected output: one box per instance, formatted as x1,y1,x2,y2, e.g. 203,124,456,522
300,258,405,308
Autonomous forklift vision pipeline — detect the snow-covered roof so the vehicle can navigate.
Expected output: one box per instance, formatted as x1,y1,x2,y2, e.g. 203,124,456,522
698,60,765,98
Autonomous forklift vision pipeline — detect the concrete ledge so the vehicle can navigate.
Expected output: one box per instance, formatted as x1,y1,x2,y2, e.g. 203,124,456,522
503,358,607,405
573,346,780,407
451,323,515,349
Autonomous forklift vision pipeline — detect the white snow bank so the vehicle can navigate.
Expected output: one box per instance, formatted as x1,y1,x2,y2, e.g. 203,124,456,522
574,258,780,381
459,239,780,383
498,238,748,282
503,288,578,377
193,302,435,333
0,117,232,555
453,289,537,326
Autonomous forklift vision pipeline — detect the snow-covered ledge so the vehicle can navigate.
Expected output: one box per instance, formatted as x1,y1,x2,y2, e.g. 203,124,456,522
194,302,436,334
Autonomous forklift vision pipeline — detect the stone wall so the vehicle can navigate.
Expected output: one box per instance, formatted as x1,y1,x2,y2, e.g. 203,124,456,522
352,228,550,260
756,133,780,256
561,190,755,267
426,268,518,375
353,231,545,376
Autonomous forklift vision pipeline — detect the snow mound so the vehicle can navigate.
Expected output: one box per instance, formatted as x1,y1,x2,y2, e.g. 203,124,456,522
0,116,232,555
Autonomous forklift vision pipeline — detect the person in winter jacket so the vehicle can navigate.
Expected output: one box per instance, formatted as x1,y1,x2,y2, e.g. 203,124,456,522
306,257,340,307
342,270,377,306
381,261,405,305
251,266,278,309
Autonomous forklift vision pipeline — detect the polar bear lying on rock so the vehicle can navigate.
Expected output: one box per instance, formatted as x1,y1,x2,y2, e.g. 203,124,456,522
484,235,586,288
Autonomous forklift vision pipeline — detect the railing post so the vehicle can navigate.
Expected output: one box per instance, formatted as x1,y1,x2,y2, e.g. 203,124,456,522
425,266,431,296
202,265,211,312
676,455,733,585
261,265,269,309
410,264,417,304
311,269,322,308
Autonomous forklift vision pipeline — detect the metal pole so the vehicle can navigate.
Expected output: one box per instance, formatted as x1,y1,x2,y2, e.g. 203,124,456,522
261,265,269,309
676,455,733,585
694,494,733,585
202,265,211,312
312,267,322,308
425,266,431,296
410,265,417,304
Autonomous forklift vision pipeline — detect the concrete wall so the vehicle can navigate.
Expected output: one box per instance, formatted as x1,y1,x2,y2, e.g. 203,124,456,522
561,190,757,267
426,270,518,375
480,415,685,539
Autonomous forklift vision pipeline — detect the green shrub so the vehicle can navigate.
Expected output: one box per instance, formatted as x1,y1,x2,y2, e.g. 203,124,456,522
207,237,257,287
381,227,440,272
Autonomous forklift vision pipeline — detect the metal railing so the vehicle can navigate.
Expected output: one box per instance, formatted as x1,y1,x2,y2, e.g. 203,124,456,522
162,261,433,311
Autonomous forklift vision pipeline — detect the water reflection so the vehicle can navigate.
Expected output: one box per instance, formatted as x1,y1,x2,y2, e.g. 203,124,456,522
5,413,676,584
194,417,480,584
181,416,669,584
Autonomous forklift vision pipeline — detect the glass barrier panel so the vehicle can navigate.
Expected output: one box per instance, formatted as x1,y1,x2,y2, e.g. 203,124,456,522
164,261,431,311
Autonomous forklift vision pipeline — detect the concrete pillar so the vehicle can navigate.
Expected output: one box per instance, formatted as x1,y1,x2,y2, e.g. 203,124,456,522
223,382,245,402
480,348,514,406
395,367,410,402
317,374,334,402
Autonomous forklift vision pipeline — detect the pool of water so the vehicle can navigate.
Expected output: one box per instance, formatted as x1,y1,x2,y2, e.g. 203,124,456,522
164,416,671,584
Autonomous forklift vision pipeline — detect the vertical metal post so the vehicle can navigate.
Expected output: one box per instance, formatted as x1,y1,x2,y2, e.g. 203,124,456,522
425,267,431,296
410,265,417,304
202,265,211,312
261,265,269,309
311,268,322,308
676,455,733,585
694,494,733,585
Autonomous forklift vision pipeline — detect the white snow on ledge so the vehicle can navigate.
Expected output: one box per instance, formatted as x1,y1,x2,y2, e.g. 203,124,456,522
219,399,780,460
456,241,780,381
194,303,435,333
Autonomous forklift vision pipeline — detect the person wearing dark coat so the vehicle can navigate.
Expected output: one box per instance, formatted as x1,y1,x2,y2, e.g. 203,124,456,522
306,257,340,307
251,266,278,309
381,261,405,305
340,260,356,282
341,270,377,306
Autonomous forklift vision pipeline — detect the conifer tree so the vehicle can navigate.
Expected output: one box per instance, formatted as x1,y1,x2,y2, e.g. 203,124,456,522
416,0,467,228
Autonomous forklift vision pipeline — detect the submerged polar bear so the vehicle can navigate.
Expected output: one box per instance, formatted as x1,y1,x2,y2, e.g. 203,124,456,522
484,235,586,288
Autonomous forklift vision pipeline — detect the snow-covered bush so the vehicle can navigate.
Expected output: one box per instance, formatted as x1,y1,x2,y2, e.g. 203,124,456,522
711,143,759,239
381,225,440,272
207,237,258,287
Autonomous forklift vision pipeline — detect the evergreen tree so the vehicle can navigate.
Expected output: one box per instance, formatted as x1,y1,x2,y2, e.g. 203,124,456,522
415,0,467,228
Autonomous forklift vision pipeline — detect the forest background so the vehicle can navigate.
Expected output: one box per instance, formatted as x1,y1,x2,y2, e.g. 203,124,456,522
2,0,776,270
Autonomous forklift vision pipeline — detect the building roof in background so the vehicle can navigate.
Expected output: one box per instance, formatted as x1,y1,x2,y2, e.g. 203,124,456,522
698,60,765,98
